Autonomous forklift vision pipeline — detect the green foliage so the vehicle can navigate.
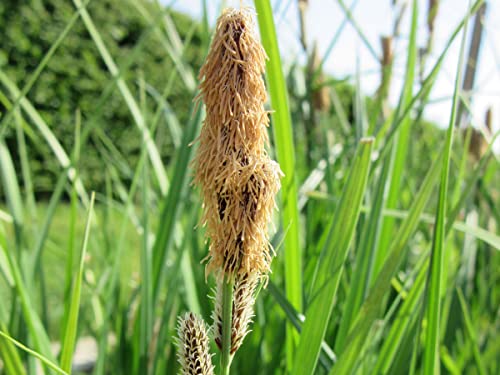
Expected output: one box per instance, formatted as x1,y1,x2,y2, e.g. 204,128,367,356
0,0,203,195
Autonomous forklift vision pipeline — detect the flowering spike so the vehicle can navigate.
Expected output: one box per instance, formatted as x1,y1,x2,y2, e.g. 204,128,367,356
176,312,214,375
193,8,282,278
213,272,260,354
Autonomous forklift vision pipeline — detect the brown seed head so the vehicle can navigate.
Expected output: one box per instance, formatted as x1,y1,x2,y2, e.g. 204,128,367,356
193,8,282,278
176,312,214,375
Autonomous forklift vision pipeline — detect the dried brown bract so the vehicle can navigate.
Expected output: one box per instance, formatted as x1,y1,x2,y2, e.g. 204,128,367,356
193,8,282,278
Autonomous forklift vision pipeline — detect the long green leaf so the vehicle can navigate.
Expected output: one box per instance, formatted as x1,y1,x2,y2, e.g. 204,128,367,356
0,71,88,205
0,141,24,228
152,105,202,301
422,4,470,372
254,1,303,369
332,152,442,375
456,288,487,375
0,240,55,365
0,323,26,375
376,0,418,276
0,331,67,375
72,0,169,195
334,148,392,352
292,138,373,375
60,193,95,372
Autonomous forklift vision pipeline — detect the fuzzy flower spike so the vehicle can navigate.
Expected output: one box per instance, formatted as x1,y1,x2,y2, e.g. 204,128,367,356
176,313,214,375
193,7,282,278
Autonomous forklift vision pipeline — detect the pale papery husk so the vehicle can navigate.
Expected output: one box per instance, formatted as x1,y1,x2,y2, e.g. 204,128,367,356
193,7,282,278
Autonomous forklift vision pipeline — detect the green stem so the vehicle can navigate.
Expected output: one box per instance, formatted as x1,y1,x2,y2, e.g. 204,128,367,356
220,275,234,375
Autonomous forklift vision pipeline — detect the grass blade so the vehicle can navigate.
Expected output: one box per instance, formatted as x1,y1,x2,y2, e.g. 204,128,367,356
71,0,169,195
0,71,88,205
456,288,487,375
376,0,418,276
0,323,26,375
0,229,54,365
152,105,202,301
0,331,67,375
332,152,442,375
334,149,392,352
254,1,303,368
422,5,470,372
292,138,373,375
60,192,95,372
0,140,24,229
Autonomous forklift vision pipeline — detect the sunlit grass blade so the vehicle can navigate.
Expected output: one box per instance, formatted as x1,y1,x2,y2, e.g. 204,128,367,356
422,4,470,372
71,0,169,195
376,0,418,276
456,288,487,375
267,281,336,371
292,138,373,375
0,323,26,375
334,150,392,352
0,140,24,229
14,108,37,223
0,0,91,139
28,172,68,282
0,243,54,365
254,1,303,368
0,330,67,375
0,71,88,205
60,192,95,372
372,257,429,374
152,105,202,301
332,152,442,375
375,0,484,163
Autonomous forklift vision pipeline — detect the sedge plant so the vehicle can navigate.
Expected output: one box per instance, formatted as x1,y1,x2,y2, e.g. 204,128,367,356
176,7,282,375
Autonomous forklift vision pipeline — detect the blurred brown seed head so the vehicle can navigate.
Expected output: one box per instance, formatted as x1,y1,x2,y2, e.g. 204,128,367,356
193,8,282,278
309,43,330,112
427,0,439,34
467,108,492,162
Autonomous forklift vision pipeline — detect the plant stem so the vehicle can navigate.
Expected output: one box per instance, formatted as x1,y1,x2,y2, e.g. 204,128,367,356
220,275,234,375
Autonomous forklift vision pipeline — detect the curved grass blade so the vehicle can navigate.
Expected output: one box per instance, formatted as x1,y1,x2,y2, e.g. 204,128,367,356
331,152,442,375
292,138,373,375
60,192,95,372
422,5,470,372
334,149,392,352
456,288,487,375
376,0,418,276
0,140,24,228
254,1,303,368
0,0,92,139
0,71,88,205
152,105,202,301
71,0,169,195
0,331,67,375
0,323,26,375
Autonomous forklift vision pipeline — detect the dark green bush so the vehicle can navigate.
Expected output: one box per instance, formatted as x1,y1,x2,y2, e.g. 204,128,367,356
0,0,204,195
